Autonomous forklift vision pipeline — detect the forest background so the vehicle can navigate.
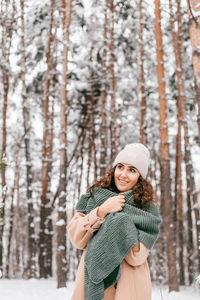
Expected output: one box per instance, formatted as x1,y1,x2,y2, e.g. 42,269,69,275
0,0,200,294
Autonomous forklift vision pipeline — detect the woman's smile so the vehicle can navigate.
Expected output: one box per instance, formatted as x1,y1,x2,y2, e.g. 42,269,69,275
118,178,128,184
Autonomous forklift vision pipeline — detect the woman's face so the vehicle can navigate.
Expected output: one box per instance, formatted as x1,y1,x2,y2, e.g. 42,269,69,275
114,163,140,192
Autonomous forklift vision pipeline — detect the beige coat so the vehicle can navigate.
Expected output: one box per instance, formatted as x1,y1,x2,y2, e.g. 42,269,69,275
67,207,152,300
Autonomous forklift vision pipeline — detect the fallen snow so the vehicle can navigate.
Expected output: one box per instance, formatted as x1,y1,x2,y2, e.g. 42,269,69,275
0,279,199,300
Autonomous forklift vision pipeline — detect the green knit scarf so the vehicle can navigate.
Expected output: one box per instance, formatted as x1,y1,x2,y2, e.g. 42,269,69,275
76,187,162,300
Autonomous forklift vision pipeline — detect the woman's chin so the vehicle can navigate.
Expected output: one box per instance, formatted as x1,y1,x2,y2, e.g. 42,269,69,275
116,185,130,192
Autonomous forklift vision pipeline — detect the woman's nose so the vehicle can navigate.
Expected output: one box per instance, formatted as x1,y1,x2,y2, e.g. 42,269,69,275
120,168,128,177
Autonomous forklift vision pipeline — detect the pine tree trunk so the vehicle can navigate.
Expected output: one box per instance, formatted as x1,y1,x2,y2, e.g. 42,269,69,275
175,3,185,285
183,108,200,275
169,0,185,285
56,0,72,288
77,132,85,198
100,1,108,176
0,0,14,278
175,129,185,285
87,94,93,188
139,0,147,145
5,167,16,278
187,0,200,145
0,41,8,280
45,95,55,277
39,0,55,278
14,169,20,276
86,53,94,187
20,0,37,278
10,136,25,277
90,69,97,182
154,0,179,291
109,0,118,161
184,125,196,281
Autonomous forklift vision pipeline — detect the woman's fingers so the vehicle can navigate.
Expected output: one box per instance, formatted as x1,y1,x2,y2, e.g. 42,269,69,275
100,195,126,215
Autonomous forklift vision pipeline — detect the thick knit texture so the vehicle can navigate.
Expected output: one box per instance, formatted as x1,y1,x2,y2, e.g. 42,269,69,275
76,188,162,300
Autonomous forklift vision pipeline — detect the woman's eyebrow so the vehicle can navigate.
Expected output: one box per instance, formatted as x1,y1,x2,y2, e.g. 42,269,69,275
129,166,137,171
118,163,136,170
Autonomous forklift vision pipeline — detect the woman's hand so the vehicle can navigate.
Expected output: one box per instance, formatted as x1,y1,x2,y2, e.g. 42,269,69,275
97,195,125,218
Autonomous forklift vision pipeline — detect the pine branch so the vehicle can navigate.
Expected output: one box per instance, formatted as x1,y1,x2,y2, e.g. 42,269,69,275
0,157,8,171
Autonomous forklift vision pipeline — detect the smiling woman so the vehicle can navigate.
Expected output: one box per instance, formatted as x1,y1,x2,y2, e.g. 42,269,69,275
67,143,162,300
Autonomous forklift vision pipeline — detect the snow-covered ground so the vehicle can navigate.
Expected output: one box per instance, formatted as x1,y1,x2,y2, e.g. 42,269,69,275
0,279,199,300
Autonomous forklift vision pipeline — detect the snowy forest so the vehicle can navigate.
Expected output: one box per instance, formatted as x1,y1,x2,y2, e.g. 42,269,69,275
0,0,200,296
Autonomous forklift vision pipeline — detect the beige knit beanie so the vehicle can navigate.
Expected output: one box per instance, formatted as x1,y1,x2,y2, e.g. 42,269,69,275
113,143,150,179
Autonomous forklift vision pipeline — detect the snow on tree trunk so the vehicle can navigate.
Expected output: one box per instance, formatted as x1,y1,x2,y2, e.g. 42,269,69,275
20,0,37,278
56,0,72,288
39,0,55,279
169,0,185,285
0,0,15,278
100,1,109,177
90,67,98,182
139,0,147,145
109,0,118,161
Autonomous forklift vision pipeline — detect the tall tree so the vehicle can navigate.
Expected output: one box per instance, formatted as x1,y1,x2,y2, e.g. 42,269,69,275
154,0,179,291
90,67,98,182
39,0,55,278
139,0,147,145
168,0,185,285
5,133,25,277
0,0,13,278
20,0,37,278
100,0,109,176
56,0,72,288
86,92,93,188
109,0,118,160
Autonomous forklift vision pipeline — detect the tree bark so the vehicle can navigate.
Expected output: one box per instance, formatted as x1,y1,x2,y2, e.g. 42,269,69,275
87,93,93,188
154,0,179,291
109,0,118,161
20,0,37,278
139,0,147,145
169,0,185,285
100,0,108,176
56,0,72,288
6,157,18,278
0,0,14,278
39,0,55,278
90,68,97,182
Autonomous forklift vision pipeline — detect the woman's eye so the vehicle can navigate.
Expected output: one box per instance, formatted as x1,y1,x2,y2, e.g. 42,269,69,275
130,168,135,173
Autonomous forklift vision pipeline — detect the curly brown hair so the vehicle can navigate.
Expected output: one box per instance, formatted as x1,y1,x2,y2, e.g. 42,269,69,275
87,167,155,210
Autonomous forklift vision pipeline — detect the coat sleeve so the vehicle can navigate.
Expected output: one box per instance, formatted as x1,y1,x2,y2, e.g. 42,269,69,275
67,207,105,250
124,242,149,267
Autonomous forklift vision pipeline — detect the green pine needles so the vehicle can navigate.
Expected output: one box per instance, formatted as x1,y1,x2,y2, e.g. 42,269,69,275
0,157,8,171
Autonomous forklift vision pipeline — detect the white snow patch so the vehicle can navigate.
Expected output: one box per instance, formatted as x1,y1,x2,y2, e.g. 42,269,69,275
0,280,200,300
152,285,200,300
196,275,200,285
56,219,65,226
58,245,65,251
0,279,72,300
